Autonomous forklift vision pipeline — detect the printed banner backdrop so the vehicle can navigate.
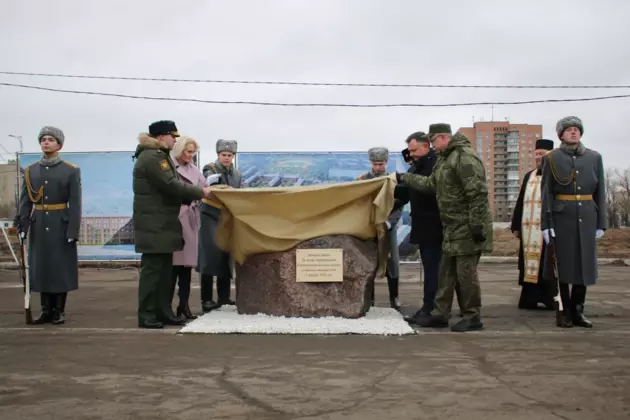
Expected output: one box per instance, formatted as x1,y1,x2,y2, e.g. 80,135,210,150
235,151,418,261
18,151,141,260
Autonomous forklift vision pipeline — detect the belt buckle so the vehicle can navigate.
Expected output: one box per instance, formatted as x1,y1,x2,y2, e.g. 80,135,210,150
42,204,48,210
576,194,581,200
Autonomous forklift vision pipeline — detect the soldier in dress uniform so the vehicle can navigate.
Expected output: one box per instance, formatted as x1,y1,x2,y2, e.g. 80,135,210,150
511,138,556,310
540,116,607,328
197,139,243,312
357,147,403,310
15,126,82,325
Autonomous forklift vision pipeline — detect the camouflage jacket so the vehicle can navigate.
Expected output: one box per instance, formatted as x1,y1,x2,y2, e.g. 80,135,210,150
400,132,493,256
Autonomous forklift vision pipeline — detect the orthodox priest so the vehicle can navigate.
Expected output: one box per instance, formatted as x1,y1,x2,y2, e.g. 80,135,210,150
510,138,555,310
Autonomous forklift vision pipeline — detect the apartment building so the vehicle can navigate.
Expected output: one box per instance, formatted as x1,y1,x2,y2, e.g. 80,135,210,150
458,121,543,221
0,163,19,218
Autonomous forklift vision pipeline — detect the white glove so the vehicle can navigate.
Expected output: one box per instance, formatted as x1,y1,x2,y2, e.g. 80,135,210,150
20,232,25,240
596,229,604,240
542,228,555,244
206,173,222,186
385,221,391,230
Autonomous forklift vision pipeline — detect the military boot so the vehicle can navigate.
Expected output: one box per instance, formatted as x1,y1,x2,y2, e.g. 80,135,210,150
571,286,592,328
51,294,65,325
387,275,401,311
450,317,483,332
200,275,217,313
33,293,53,324
558,282,573,328
217,276,235,306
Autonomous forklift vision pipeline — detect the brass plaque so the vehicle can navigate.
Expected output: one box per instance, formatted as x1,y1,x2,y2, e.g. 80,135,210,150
296,249,343,282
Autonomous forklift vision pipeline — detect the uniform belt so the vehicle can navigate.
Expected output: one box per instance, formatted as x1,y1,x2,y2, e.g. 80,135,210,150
34,203,68,211
201,198,223,209
555,194,592,201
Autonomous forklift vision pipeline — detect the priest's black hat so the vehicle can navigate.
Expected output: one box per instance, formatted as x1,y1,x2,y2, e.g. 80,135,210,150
535,139,554,151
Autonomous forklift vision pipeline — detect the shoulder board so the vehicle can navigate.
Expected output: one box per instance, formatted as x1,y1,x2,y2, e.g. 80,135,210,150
63,161,77,168
209,163,216,168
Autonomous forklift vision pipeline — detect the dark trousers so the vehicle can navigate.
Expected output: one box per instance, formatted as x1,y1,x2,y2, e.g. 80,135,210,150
138,253,175,323
559,282,587,318
200,274,231,303
171,266,192,305
419,243,442,313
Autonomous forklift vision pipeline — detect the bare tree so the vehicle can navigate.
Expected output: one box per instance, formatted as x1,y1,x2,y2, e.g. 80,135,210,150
615,168,630,227
605,168,619,228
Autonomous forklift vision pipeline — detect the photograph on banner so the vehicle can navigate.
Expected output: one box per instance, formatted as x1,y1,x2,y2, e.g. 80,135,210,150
18,151,140,261
235,151,419,261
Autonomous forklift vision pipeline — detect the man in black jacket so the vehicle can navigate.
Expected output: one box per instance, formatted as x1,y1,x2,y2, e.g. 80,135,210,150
394,132,448,322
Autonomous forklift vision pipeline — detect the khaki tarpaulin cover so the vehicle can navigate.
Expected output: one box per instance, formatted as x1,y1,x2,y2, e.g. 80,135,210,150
209,173,397,277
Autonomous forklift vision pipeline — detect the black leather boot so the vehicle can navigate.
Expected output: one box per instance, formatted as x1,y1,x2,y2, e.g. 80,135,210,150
200,274,217,313
571,285,592,328
177,301,198,320
51,294,65,325
217,276,235,306
33,293,53,324
387,276,401,311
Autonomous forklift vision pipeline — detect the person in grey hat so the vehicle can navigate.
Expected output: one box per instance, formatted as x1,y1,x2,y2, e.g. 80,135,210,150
357,147,403,310
14,126,82,325
540,116,606,328
197,139,243,312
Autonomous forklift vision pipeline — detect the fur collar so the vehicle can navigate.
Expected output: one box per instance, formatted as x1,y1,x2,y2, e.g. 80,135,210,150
138,132,169,150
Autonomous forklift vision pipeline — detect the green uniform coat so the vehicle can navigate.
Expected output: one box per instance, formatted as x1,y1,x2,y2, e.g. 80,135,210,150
197,160,242,278
16,157,82,293
401,132,493,256
132,134,205,254
358,170,402,279
540,144,606,286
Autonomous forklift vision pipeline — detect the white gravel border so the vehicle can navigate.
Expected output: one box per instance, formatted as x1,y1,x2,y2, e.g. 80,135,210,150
178,306,415,336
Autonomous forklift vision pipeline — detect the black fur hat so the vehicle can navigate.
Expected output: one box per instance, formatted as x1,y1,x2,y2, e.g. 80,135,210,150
149,120,179,137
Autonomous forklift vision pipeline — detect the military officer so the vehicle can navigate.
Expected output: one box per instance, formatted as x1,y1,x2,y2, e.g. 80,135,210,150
15,126,82,325
395,123,493,332
357,147,403,310
132,120,213,329
540,116,606,328
198,139,243,312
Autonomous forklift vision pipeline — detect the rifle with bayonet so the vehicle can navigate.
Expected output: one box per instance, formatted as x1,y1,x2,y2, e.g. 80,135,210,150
16,228,33,325
547,230,563,327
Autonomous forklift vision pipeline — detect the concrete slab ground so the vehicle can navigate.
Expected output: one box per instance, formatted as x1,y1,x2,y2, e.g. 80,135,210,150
0,263,629,420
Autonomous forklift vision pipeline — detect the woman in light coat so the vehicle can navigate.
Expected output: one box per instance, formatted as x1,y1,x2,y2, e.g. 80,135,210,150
170,136,206,319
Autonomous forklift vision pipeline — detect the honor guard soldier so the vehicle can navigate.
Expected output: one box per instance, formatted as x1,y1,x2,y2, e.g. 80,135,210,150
132,120,213,329
540,116,607,328
396,123,492,332
511,138,556,310
198,139,243,312
15,126,82,325
358,147,403,310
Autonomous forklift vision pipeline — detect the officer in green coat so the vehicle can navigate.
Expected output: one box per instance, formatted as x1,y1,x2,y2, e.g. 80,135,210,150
396,123,492,332
132,120,213,329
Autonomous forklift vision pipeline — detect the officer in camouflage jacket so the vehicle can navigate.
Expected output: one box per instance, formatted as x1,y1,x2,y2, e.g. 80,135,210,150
396,123,493,332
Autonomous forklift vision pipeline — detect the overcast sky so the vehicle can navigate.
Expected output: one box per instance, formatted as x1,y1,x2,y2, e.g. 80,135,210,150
1,0,629,170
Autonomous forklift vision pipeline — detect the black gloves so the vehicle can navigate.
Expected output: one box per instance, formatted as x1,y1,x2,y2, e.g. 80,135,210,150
471,225,485,243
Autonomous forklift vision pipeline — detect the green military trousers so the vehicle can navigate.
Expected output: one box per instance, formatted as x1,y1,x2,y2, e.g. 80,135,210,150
431,252,482,320
137,253,176,323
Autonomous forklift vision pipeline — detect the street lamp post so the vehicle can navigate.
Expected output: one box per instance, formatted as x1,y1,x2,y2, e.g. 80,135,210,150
8,135,23,153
